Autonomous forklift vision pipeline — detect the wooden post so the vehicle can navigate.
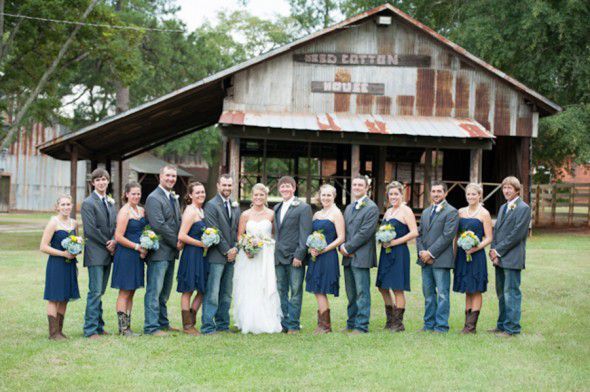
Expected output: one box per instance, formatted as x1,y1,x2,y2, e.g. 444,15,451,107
550,183,557,226
376,146,386,210
568,185,574,226
351,144,360,179
306,142,312,204
587,184,590,227
70,144,78,218
117,159,123,209
469,148,483,183
262,139,267,184
423,148,432,207
534,184,541,226
294,156,300,195
410,162,416,208
229,137,240,200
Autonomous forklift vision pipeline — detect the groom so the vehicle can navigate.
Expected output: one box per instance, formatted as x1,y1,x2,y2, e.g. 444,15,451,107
273,176,313,334
202,174,240,334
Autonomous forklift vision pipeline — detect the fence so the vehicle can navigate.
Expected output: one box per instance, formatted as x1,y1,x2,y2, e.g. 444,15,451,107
532,183,590,227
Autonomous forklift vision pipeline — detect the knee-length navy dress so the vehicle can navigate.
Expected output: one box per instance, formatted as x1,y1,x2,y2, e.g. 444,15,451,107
177,220,209,293
111,217,146,290
376,218,411,291
305,219,340,296
44,229,80,301
453,218,488,293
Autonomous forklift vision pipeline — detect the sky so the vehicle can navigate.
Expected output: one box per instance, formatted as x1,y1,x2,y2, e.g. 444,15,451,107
175,0,292,31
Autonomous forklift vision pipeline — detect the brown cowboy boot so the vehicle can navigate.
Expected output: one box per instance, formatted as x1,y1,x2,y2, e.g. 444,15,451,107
461,309,472,334
464,310,480,334
322,309,332,333
313,310,323,334
48,315,64,341
190,308,197,328
182,310,200,336
125,312,139,336
57,313,68,339
384,305,394,330
392,306,405,332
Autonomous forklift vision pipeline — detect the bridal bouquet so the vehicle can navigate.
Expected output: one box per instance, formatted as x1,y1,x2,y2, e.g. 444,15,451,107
457,230,480,262
201,227,220,256
239,234,264,259
306,230,327,261
376,224,397,254
61,234,84,258
140,226,160,251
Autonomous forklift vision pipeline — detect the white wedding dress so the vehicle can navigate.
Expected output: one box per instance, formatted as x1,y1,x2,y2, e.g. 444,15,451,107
232,219,283,334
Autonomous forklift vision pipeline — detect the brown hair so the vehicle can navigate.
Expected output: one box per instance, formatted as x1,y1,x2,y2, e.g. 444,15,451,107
122,182,141,203
159,165,177,175
278,176,296,188
501,176,521,193
91,168,110,182
352,174,370,187
184,181,205,205
217,173,232,183
431,180,448,192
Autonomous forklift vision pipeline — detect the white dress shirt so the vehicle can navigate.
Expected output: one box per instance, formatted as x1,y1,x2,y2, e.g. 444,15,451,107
280,196,295,223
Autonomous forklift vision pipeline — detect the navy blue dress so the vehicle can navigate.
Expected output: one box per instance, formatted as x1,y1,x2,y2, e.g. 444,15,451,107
305,219,340,296
177,220,209,293
376,218,411,291
44,230,80,301
453,218,488,293
111,217,146,290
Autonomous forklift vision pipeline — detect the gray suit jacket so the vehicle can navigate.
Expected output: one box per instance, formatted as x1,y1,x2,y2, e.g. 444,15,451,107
491,198,531,270
145,187,181,262
81,192,117,267
341,198,380,269
273,200,313,265
204,194,240,265
416,201,459,269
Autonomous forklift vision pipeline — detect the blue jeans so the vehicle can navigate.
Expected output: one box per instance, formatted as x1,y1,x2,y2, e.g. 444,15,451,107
83,264,111,337
144,260,175,334
421,266,450,332
275,263,305,331
495,267,522,335
343,266,371,332
201,262,234,334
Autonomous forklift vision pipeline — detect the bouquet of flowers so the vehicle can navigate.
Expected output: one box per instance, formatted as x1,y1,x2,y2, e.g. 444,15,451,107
457,230,480,262
306,230,327,261
238,234,264,259
140,226,160,251
376,224,397,254
61,234,84,259
201,227,220,256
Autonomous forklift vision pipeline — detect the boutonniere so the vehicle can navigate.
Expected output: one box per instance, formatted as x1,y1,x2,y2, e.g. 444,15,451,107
355,200,367,210
231,201,239,208
170,191,180,200
435,201,445,213
292,199,300,207
106,194,115,205
508,203,516,211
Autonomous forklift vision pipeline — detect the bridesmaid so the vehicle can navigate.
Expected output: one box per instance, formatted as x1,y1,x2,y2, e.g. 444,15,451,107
453,183,492,334
177,182,209,336
376,181,418,332
40,195,80,340
111,182,146,336
306,184,345,334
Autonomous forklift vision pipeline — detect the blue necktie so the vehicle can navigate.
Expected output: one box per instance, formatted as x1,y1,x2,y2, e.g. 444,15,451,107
430,205,437,220
169,194,177,218
102,198,110,226
225,201,231,220
500,204,507,221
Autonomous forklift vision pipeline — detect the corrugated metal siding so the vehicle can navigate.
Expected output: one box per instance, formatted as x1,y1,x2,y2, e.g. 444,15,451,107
224,18,539,137
0,124,86,211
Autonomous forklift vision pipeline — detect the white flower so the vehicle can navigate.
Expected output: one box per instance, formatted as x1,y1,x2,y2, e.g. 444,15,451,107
106,195,115,205
355,201,367,210
231,201,239,208
171,191,180,200
292,199,300,207
508,203,516,211
435,201,445,213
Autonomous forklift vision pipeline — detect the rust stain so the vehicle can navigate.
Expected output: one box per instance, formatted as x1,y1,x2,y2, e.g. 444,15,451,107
365,119,388,134
416,68,435,116
435,70,453,116
317,114,341,131
396,95,415,115
494,89,511,136
516,116,532,137
356,94,374,114
219,111,245,125
438,51,453,68
459,122,489,138
334,69,351,113
376,96,391,115
455,75,469,117
474,83,490,130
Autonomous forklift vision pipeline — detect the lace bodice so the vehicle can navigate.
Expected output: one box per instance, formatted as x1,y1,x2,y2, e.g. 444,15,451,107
246,219,273,239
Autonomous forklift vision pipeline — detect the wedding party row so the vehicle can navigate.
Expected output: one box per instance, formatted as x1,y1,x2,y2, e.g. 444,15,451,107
40,166,530,340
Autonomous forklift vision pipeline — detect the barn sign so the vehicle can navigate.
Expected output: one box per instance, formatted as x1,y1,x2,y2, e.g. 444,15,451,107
311,81,385,95
293,53,430,67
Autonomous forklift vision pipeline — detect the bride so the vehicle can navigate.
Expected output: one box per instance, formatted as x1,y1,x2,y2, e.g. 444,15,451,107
232,183,282,334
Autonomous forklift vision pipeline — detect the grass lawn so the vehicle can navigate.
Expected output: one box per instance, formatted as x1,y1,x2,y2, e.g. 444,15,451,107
0,226,588,391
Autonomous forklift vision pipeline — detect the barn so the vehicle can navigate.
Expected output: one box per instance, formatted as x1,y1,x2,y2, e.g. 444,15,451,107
38,3,561,213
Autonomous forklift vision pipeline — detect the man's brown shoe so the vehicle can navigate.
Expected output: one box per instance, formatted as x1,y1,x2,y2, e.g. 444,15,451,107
348,329,365,335
487,328,503,333
287,330,299,335
495,331,515,338
151,330,168,337
87,334,101,340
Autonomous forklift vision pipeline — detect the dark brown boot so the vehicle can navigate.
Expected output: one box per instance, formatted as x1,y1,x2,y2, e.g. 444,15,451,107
461,310,479,334
48,315,64,341
182,310,200,336
392,306,405,332
313,310,323,334
461,309,471,334
124,312,139,336
323,309,332,333
384,305,394,330
57,313,68,339
189,308,197,328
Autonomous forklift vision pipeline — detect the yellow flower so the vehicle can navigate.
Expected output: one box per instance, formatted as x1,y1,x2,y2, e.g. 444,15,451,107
258,241,263,247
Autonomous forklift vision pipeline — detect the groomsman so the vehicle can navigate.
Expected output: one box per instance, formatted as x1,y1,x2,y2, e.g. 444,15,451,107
144,165,181,336
273,176,313,334
339,175,380,334
201,174,240,334
416,181,459,333
489,176,531,337
81,168,117,339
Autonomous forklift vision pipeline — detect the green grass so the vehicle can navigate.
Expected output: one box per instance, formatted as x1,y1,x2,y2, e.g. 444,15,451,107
0,228,589,391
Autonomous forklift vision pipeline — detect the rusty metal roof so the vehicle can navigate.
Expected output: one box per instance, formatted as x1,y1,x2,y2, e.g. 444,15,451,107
219,111,494,139
39,3,557,161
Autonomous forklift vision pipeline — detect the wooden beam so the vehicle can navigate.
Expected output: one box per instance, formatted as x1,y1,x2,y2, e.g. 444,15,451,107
262,139,268,183
229,137,240,200
376,146,386,210
70,144,78,218
469,148,483,183
351,144,360,179
306,142,312,204
410,162,416,208
423,148,432,207
117,159,123,209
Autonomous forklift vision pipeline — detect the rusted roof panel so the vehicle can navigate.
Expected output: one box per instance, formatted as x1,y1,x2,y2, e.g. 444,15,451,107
219,111,493,139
